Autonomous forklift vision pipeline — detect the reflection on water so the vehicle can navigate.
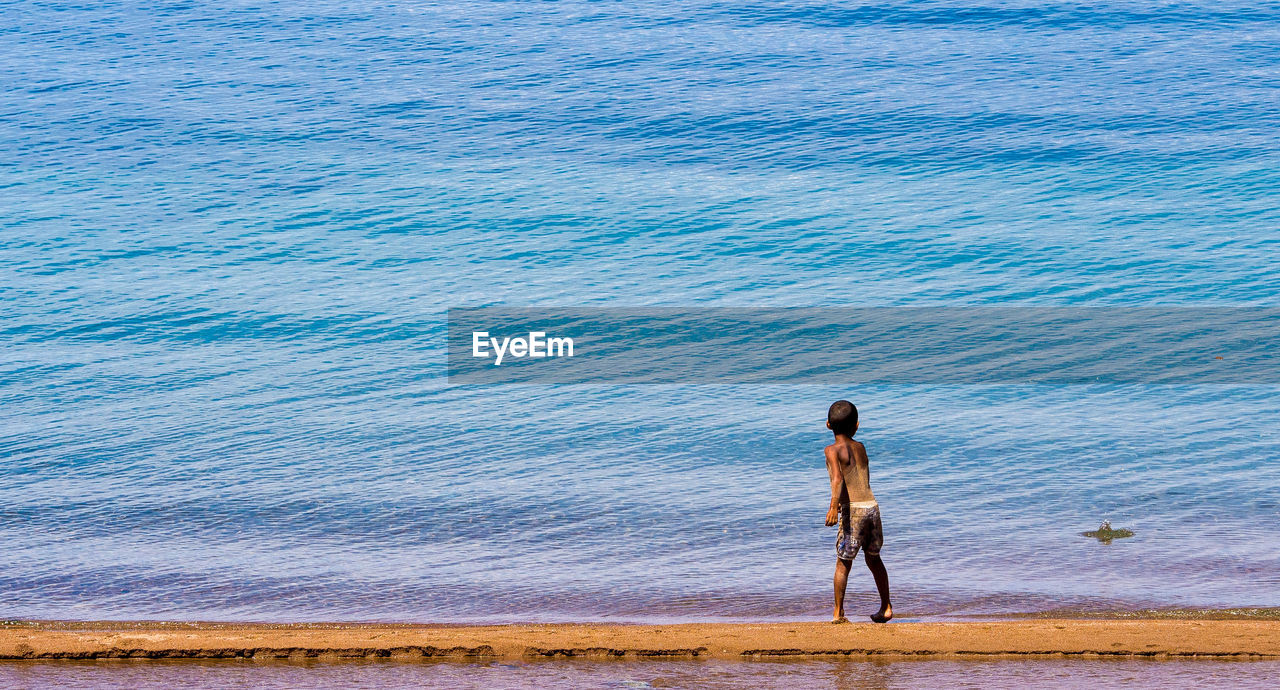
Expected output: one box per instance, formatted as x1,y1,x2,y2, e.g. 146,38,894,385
2,659,1279,689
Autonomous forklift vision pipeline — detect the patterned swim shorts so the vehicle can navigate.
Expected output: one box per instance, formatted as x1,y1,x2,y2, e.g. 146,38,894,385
836,503,883,560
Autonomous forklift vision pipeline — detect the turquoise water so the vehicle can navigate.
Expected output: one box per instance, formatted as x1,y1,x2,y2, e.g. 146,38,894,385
3,0,1280,622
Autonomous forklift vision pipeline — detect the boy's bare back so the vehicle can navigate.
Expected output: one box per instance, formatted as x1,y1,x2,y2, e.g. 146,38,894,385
826,437,876,514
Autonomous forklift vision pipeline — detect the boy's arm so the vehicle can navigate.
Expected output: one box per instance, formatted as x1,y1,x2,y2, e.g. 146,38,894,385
824,447,843,526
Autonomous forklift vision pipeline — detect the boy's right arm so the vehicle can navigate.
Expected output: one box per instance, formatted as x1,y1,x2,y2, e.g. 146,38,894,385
824,447,843,526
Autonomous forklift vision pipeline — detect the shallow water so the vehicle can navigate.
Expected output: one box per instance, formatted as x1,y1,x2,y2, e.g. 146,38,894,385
3,0,1280,623
2,659,1279,690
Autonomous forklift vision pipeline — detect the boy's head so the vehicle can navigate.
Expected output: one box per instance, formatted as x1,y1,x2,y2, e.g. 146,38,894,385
827,400,858,436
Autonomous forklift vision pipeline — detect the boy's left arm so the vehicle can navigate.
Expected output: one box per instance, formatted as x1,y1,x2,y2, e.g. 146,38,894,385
824,447,843,526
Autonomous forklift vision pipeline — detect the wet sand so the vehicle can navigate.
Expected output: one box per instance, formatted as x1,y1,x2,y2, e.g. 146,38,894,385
2,619,1278,660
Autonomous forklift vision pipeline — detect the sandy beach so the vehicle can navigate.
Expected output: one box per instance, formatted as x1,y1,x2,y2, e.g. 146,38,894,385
3,619,1278,661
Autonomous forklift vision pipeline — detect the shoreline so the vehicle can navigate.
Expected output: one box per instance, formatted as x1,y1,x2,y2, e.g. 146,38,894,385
3,617,1279,661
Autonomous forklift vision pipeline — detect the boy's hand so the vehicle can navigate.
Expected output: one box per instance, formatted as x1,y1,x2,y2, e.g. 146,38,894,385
825,506,838,527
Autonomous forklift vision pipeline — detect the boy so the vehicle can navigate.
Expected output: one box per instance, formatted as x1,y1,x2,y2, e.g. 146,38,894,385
823,400,892,623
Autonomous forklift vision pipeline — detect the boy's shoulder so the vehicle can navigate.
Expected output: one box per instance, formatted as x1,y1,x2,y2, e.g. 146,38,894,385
824,438,865,455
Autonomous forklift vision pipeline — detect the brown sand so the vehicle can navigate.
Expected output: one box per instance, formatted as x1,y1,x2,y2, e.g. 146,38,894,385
2,619,1278,661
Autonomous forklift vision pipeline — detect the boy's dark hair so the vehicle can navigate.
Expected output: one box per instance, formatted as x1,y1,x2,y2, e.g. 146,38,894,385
828,400,858,435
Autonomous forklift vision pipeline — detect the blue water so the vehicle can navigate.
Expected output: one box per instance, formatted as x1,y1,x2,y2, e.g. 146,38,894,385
3,0,1280,622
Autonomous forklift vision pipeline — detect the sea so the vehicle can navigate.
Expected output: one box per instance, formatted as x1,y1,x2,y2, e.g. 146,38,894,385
3,0,1280,684
3,658,1280,690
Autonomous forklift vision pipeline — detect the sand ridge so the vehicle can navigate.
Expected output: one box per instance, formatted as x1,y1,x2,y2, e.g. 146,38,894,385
2,620,1279,661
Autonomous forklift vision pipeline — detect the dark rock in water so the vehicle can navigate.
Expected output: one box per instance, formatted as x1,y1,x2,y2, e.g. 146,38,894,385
1082,520,1134,544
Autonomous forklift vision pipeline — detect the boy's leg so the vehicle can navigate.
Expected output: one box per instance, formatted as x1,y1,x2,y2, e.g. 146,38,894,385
864,553,893,623
832,558,852,623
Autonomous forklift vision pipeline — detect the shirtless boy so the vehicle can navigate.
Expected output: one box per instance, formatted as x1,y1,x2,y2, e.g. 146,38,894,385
823,400,893,623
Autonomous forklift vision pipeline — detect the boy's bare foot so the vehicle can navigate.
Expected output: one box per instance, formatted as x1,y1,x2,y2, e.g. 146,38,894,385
830,616,849,624
869,605,893,623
